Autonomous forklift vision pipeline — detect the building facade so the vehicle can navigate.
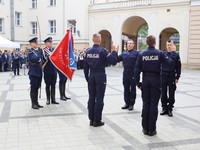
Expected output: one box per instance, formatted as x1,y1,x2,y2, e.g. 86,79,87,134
0,0,199,68
0,0,90,49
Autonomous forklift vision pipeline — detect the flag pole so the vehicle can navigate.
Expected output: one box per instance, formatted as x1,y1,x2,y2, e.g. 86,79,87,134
36,16,42,99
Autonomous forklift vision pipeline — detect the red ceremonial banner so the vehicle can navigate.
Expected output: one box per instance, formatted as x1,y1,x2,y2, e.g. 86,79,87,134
50,30,75,80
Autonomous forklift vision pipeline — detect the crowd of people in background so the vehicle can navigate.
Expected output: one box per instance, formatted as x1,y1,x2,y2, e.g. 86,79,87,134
74,49,86,70
0,49,28,75
0,48,86,74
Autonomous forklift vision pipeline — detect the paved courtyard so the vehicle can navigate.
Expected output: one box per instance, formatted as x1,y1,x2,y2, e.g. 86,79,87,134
0,67,200,150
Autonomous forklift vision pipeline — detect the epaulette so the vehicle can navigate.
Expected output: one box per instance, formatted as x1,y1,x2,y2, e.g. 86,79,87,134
28,49,33,54
136,50,140,52
86,47,92,52
175,51,180,54
103,48,109,52
86,47,91,51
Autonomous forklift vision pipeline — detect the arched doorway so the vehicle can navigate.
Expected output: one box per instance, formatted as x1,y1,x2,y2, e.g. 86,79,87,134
99,30,112,51
159,28,180,51
122,16,148,51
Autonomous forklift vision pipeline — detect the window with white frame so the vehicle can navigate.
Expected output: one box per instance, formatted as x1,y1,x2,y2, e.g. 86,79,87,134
49,0,56,6
15,12,22,26
31,0,37,8
0,18,4,33
67,20,76,34
31,22,37,35
49,20,56,34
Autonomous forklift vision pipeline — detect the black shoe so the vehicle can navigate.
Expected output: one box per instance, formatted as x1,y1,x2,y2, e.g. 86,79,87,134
148,130,157,136
36,104,43,108
64,96,71,100
52,101,59,104
168,110,173,117
32,105,39,109
46,87,51,105
46,100,50,105
142,129,148,135
60,97,67,101
93,121,105,127
160,108,168,115
89,121,93,126
121,105,129,109
128,105,133,111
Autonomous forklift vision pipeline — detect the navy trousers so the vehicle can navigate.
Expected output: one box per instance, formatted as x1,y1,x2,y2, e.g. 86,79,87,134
29,75,42,92
123,72,136,106
44,73,57,87
13,62,20,75
161,75,176,110
88,72,106,122
141,75,161,132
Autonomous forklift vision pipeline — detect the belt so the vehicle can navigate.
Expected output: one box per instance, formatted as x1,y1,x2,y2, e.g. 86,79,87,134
90,69,105,73
143,72,160,76
30,64,40,67
162,72,175,76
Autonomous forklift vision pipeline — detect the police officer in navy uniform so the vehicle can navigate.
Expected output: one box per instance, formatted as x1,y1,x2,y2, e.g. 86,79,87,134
58,71,71,101
160,40,181,117
118,39,139,111
12,49,20,76
2,50,9,72
43,37,59,105
28,37,43,109
84,33,118,127
134,35,175,136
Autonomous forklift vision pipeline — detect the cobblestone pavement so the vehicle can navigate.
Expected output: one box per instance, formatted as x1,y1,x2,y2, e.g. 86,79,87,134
0,67,200,150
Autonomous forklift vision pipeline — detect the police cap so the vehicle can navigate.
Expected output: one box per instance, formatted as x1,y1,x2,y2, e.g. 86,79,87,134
29,37,38,43
43,37,52,43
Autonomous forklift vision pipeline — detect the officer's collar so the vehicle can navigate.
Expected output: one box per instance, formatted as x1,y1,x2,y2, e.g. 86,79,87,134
148,46,155,49
93,44,100,47
33,48,39,51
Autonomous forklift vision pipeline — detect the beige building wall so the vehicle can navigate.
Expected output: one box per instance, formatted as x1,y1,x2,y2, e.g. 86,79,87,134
0,0,11,40
88,0,190,65
1,0,90,50
0,0,199,68
188,0,200,68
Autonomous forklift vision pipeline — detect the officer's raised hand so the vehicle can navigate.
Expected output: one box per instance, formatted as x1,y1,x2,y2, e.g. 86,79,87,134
172,44,176,51
111,44,119,52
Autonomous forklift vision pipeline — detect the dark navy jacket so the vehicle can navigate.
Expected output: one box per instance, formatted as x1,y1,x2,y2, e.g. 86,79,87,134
162,51,181,80
84,44,118,81
0,54,3,63
12,53,21,64
43,47,57,75
2,54,9,63
21,55,27,64
118,49,139,76
28,48,43,78
134,46,174,85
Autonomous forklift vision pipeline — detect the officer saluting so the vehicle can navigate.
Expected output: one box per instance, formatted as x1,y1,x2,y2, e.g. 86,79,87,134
160,40,181,117
28,37,43,109
134,35,175,136
43,37,59,105
84,33,118,127
118,39,139,111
